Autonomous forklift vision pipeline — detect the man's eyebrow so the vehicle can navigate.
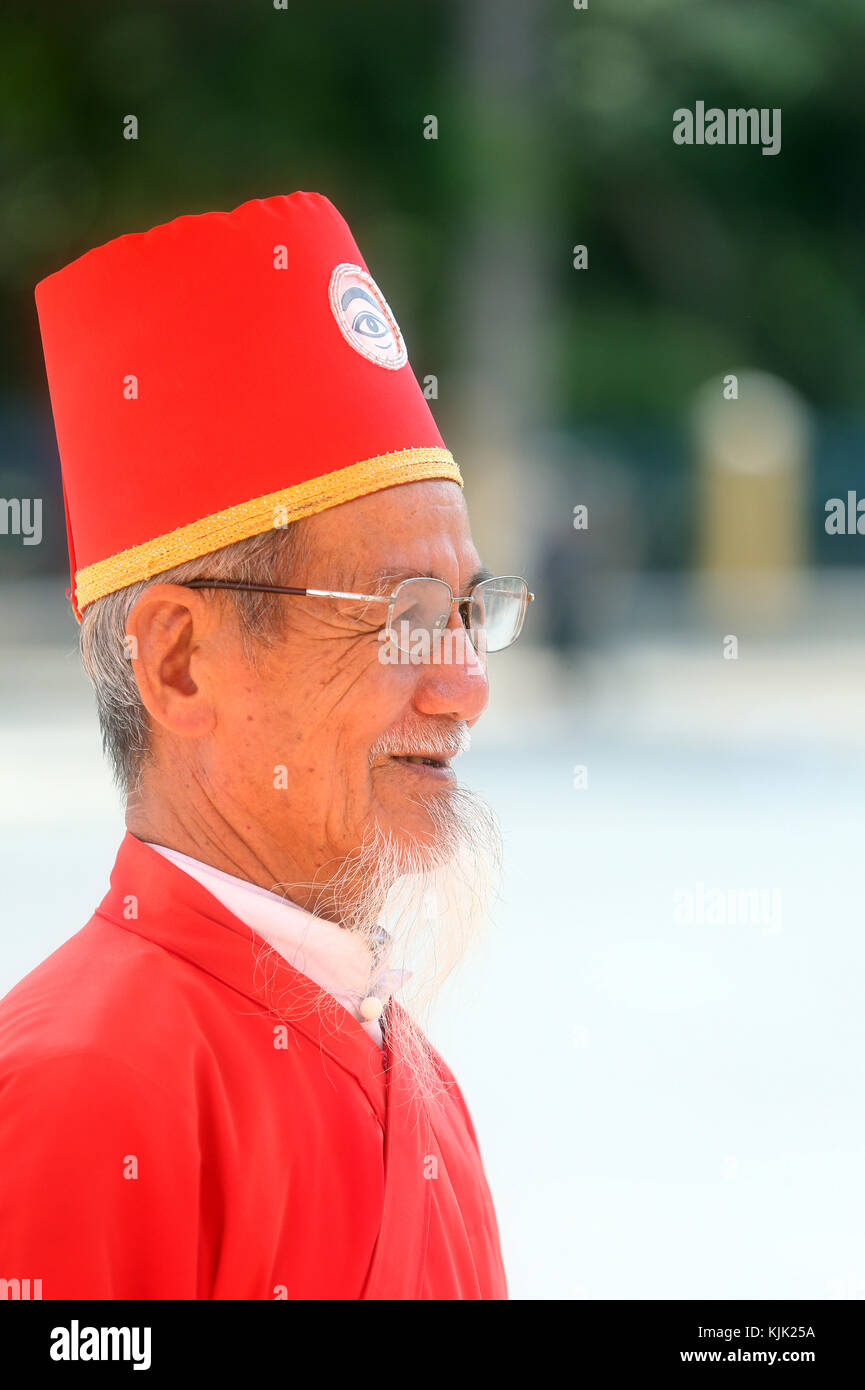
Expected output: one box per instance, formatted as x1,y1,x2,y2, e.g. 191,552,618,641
365,565,494,593
466,566,494,590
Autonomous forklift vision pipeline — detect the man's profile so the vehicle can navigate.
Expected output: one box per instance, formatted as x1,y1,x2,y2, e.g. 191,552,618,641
0,192,531,1299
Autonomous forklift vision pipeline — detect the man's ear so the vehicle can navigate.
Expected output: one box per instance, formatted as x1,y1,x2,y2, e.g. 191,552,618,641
125,584,219,739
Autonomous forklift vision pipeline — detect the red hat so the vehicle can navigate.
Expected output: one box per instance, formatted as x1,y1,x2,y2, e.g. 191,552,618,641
35,192,462,622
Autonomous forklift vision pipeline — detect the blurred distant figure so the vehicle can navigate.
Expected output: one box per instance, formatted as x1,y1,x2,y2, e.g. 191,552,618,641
538,524,588,664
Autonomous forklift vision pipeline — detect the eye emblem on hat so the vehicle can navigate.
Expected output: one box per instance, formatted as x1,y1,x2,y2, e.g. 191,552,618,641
328,262,407,370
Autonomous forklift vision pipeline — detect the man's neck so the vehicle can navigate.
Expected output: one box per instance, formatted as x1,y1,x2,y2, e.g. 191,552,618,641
126,795,306,905
125,799,378,929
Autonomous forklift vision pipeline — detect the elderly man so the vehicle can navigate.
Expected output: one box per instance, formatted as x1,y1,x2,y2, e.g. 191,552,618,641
0,193,530,1299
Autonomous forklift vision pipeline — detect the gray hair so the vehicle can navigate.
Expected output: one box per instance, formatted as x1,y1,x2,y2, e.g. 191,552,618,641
79,523,309,798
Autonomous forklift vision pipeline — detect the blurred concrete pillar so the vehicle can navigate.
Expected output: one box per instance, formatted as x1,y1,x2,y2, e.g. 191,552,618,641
693,371,811,622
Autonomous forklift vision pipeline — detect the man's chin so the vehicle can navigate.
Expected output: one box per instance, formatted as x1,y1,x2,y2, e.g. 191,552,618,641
375,809,457,871
328,780,501,928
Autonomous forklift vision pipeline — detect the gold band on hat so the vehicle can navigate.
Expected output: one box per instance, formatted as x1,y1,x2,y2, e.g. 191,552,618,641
73,447,463,615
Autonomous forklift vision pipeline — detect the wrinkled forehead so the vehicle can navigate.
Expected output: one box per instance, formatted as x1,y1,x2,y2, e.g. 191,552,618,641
299,479,479,590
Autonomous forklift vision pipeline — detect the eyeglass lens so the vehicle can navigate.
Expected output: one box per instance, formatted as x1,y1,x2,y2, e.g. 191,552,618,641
388,576,528,655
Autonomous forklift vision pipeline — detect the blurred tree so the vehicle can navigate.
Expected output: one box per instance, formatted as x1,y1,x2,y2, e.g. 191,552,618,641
1,0,863,580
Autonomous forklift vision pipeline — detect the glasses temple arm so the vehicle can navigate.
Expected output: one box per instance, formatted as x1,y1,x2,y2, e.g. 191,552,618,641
182,580,391,602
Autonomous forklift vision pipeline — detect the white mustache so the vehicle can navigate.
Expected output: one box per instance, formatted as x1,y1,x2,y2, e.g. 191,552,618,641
369,721,471,762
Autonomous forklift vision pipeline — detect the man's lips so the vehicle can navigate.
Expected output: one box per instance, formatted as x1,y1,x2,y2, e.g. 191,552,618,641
385,753,457,778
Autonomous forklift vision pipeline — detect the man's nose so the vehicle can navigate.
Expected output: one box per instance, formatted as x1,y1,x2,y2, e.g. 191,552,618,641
411,613,490,722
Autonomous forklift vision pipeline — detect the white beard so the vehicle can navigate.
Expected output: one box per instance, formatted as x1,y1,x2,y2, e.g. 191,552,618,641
267,781,502,1107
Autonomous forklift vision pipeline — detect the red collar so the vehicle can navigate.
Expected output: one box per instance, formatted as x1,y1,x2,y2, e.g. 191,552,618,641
96,832,388,1111
97,831,444,1298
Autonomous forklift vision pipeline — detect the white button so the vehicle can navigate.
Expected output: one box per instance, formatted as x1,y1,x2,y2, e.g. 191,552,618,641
360,995,384,1022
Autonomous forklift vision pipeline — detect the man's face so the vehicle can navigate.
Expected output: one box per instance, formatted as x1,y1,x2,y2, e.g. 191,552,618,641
201,479,489,888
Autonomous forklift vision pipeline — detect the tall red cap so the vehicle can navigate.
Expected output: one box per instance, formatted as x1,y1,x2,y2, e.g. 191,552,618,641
34,192,461,621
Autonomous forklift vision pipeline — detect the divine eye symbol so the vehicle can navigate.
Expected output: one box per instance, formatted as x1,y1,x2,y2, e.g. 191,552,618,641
328,262,407,370
352,309,387,339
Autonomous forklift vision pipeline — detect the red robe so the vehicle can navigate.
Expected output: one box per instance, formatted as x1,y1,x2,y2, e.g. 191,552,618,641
0,833,507,1299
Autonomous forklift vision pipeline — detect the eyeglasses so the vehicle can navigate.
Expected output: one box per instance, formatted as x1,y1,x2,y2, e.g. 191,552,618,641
183,574,534,656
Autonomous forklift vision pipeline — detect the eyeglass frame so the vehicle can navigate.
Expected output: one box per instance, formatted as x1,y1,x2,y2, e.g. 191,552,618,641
182,573,534,654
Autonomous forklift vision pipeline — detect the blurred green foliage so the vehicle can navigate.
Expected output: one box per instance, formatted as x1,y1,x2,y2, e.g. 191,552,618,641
1,0,864,582
2,0,864,415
